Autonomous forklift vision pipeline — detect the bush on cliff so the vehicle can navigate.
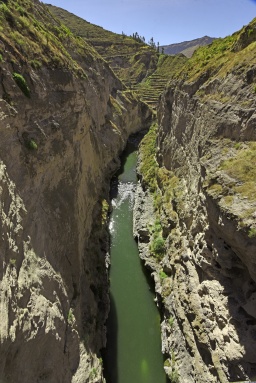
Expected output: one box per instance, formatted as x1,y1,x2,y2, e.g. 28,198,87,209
13,72,30,98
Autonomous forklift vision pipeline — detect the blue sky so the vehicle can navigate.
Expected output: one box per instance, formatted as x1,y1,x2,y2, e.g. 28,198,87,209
43,0,256,45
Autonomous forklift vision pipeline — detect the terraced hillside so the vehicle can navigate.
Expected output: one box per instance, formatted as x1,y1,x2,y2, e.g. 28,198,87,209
133,54,188,110
47,4,198,112
47,4,159,86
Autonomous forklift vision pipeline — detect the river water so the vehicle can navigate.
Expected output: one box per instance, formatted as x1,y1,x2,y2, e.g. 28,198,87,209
103,139,167,383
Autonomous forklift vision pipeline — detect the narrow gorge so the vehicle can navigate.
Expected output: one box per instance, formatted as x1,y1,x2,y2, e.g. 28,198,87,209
0,1,256,383
103,138,166,383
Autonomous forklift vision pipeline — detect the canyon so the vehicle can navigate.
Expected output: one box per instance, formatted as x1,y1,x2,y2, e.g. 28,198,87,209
0,1,256,383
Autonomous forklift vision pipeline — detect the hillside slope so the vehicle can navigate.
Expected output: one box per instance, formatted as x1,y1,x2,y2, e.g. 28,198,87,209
46,4,159,86
161,36,216,57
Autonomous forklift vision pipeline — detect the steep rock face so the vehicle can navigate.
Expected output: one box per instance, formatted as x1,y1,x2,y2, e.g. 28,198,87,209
0,15,151,383
135,61,256,381
158,69,256,382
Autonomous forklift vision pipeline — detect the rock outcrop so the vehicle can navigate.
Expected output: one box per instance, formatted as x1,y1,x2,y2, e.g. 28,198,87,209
0,1,151,382
134,23,256,383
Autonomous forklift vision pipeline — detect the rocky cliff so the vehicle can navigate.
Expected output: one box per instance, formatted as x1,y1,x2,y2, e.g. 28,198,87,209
0,1,151,382
1,1,256,382
134,19,256,383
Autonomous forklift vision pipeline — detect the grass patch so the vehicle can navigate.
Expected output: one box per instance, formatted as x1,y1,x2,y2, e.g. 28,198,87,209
173,17,256,86
0,0,99,76
219,142,256,201
29,59,42,69
207,183,223,197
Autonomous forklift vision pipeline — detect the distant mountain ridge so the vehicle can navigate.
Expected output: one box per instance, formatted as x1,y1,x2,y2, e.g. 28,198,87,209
160,36,216,57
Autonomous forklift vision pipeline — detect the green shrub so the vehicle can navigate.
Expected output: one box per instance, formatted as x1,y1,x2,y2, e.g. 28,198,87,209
159,270,167,279
248,227,256,238
151,236,165,255
168,316,175,327
13,72,30,98
26,139,37,150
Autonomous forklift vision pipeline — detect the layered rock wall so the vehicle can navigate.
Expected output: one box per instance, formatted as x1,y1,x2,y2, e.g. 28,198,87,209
0,33,151,383
134,67,256,382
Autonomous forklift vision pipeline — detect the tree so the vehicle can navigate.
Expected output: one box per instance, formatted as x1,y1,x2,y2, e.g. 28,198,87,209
149,37,156,48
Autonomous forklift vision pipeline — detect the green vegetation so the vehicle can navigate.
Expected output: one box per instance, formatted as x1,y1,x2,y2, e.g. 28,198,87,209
151,236,165,257
47,4,158,84
139,122,182,260
170,368,179,383
67,308,75,324
248,227,256,238
25,139,37,150
207,183,223,198
29,59,42,69
159,270,168,279
0,0,99,76
138,122,158,192
132,54,187,109
101,199,109,225
168,316,175,328
13,72,30,97
149,219,165,259
165,350,179,383
89,368,98,379
175,17,256,85
204,140,256,229
220,142,256,201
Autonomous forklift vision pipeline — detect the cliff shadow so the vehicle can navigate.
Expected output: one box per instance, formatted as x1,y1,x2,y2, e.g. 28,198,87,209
140,257,171,383
102,293,118,383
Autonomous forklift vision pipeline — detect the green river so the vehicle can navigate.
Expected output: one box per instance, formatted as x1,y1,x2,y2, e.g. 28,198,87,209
103,140,167,383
